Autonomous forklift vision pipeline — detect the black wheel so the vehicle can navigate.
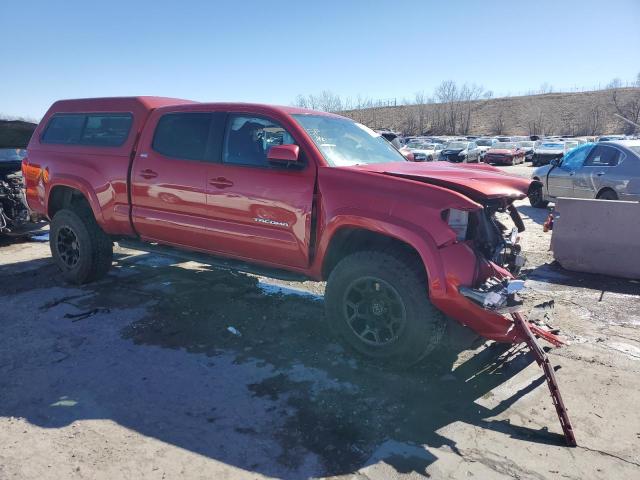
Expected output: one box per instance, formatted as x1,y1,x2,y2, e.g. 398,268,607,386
325,250,446,367
528,183,549,208
50,205,113,284
597,189,618,200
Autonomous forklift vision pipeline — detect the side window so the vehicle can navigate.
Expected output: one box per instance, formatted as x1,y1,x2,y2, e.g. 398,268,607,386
152,113,212,161
80,114,132,146
561,144,592,170
42,113,133,146
223,115,296,167
584,146,621,167
41,115,85,144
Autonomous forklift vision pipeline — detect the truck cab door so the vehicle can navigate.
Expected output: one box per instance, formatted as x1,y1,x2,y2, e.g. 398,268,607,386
131,111,224,251
205,114,316,269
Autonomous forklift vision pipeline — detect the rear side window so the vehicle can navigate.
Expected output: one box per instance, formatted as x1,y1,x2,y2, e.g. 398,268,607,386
42,113,132,146
41,115,85,145
584,145,621,167
80,114,132,146
152,113,212,161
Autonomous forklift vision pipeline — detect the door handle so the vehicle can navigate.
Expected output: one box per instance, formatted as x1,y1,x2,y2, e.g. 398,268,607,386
140,169,158,179
596,171,606,176
209,177,234,188
569,171,576,176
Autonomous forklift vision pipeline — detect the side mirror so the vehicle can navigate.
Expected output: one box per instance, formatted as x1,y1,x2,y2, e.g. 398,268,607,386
550,158,561,167
267,144,300,163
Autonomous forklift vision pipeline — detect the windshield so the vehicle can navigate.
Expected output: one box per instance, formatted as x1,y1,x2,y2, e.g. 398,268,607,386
629,146,640,155
0,148,26,162
493,142,516,149
518,141,534,147
541,143,564,149
476,139,493,146
446,142,468,149
293,114,406,166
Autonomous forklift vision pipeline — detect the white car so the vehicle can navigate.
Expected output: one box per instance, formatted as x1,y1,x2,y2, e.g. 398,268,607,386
403,141,442,162
475,138,497,160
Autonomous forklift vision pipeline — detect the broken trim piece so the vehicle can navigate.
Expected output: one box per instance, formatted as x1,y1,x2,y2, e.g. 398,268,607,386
512,312,577,447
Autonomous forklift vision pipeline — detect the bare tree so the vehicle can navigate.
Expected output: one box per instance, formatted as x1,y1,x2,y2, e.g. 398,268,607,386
492,102,506,134
580,104,604,135
317,90,342,112
434,80,460,134
607,78,623,89
538,83,554,94
612,87,640,134
459,83,484,134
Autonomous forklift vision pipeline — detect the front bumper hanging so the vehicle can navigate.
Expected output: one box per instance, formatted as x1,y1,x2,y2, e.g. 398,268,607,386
460,278,577,447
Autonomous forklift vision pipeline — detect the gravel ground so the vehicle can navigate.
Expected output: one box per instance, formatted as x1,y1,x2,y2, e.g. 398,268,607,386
1,168,639,479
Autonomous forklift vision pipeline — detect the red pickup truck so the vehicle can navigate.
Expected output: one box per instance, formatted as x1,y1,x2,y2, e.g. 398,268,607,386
25,96,533,366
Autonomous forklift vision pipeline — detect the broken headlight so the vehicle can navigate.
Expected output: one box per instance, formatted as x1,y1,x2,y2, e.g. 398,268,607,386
443,208,469,242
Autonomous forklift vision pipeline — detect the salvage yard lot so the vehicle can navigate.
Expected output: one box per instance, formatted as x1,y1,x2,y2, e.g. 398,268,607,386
1,189,639,479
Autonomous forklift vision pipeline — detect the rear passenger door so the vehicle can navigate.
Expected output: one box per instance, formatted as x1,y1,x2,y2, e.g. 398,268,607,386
131,111,226,251
204,114,316,269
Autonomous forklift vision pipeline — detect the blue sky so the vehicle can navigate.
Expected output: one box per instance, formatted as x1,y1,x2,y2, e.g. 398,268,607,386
2,0,639,120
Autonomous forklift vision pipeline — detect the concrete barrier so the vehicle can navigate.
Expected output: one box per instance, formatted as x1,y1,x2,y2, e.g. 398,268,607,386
551,197,640,280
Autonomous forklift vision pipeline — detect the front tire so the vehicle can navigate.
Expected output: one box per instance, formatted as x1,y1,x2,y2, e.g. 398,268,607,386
325,250,446,367
50,206,113,284
528,183,549,208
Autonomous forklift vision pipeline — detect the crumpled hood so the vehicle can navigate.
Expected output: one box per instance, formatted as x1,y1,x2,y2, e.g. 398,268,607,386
350,161,531,201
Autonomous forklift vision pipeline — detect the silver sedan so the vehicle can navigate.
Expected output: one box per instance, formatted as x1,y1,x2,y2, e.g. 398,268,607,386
528,141,640,207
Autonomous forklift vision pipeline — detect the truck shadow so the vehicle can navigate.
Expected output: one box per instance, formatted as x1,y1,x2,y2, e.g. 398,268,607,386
0,251,564,478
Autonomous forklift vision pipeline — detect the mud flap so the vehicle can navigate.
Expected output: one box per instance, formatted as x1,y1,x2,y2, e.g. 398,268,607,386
512,312,577,446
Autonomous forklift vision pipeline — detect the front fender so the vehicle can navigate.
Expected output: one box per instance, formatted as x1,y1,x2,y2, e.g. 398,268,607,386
312,214,448,296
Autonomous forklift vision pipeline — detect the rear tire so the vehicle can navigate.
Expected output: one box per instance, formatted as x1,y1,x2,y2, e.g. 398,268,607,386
325,250,446,367
528,183,549,208
597,189,618,200
50,205,113,284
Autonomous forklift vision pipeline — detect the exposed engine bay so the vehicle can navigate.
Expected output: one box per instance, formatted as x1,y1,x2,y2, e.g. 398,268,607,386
468,201,526,275
0,148,43,234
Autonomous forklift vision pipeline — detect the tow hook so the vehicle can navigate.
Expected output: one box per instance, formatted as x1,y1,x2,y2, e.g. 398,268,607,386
459,280,577,446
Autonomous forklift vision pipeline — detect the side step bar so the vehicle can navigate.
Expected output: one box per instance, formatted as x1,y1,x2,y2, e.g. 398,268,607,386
512,312,577,446
116,239,310,282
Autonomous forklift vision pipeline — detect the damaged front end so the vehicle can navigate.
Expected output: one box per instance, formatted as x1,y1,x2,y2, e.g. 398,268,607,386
0,148,45,235
450,202,576,446
467,200,527,275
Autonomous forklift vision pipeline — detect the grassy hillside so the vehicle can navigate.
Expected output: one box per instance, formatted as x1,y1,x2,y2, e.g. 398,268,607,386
342,87,640,136
0,120,37,148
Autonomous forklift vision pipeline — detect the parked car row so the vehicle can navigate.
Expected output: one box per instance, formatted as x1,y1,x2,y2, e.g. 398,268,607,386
391,132,638,167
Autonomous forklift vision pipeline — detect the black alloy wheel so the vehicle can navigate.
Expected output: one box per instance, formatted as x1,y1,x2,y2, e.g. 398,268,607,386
56,226,81,268
343,276,407,347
